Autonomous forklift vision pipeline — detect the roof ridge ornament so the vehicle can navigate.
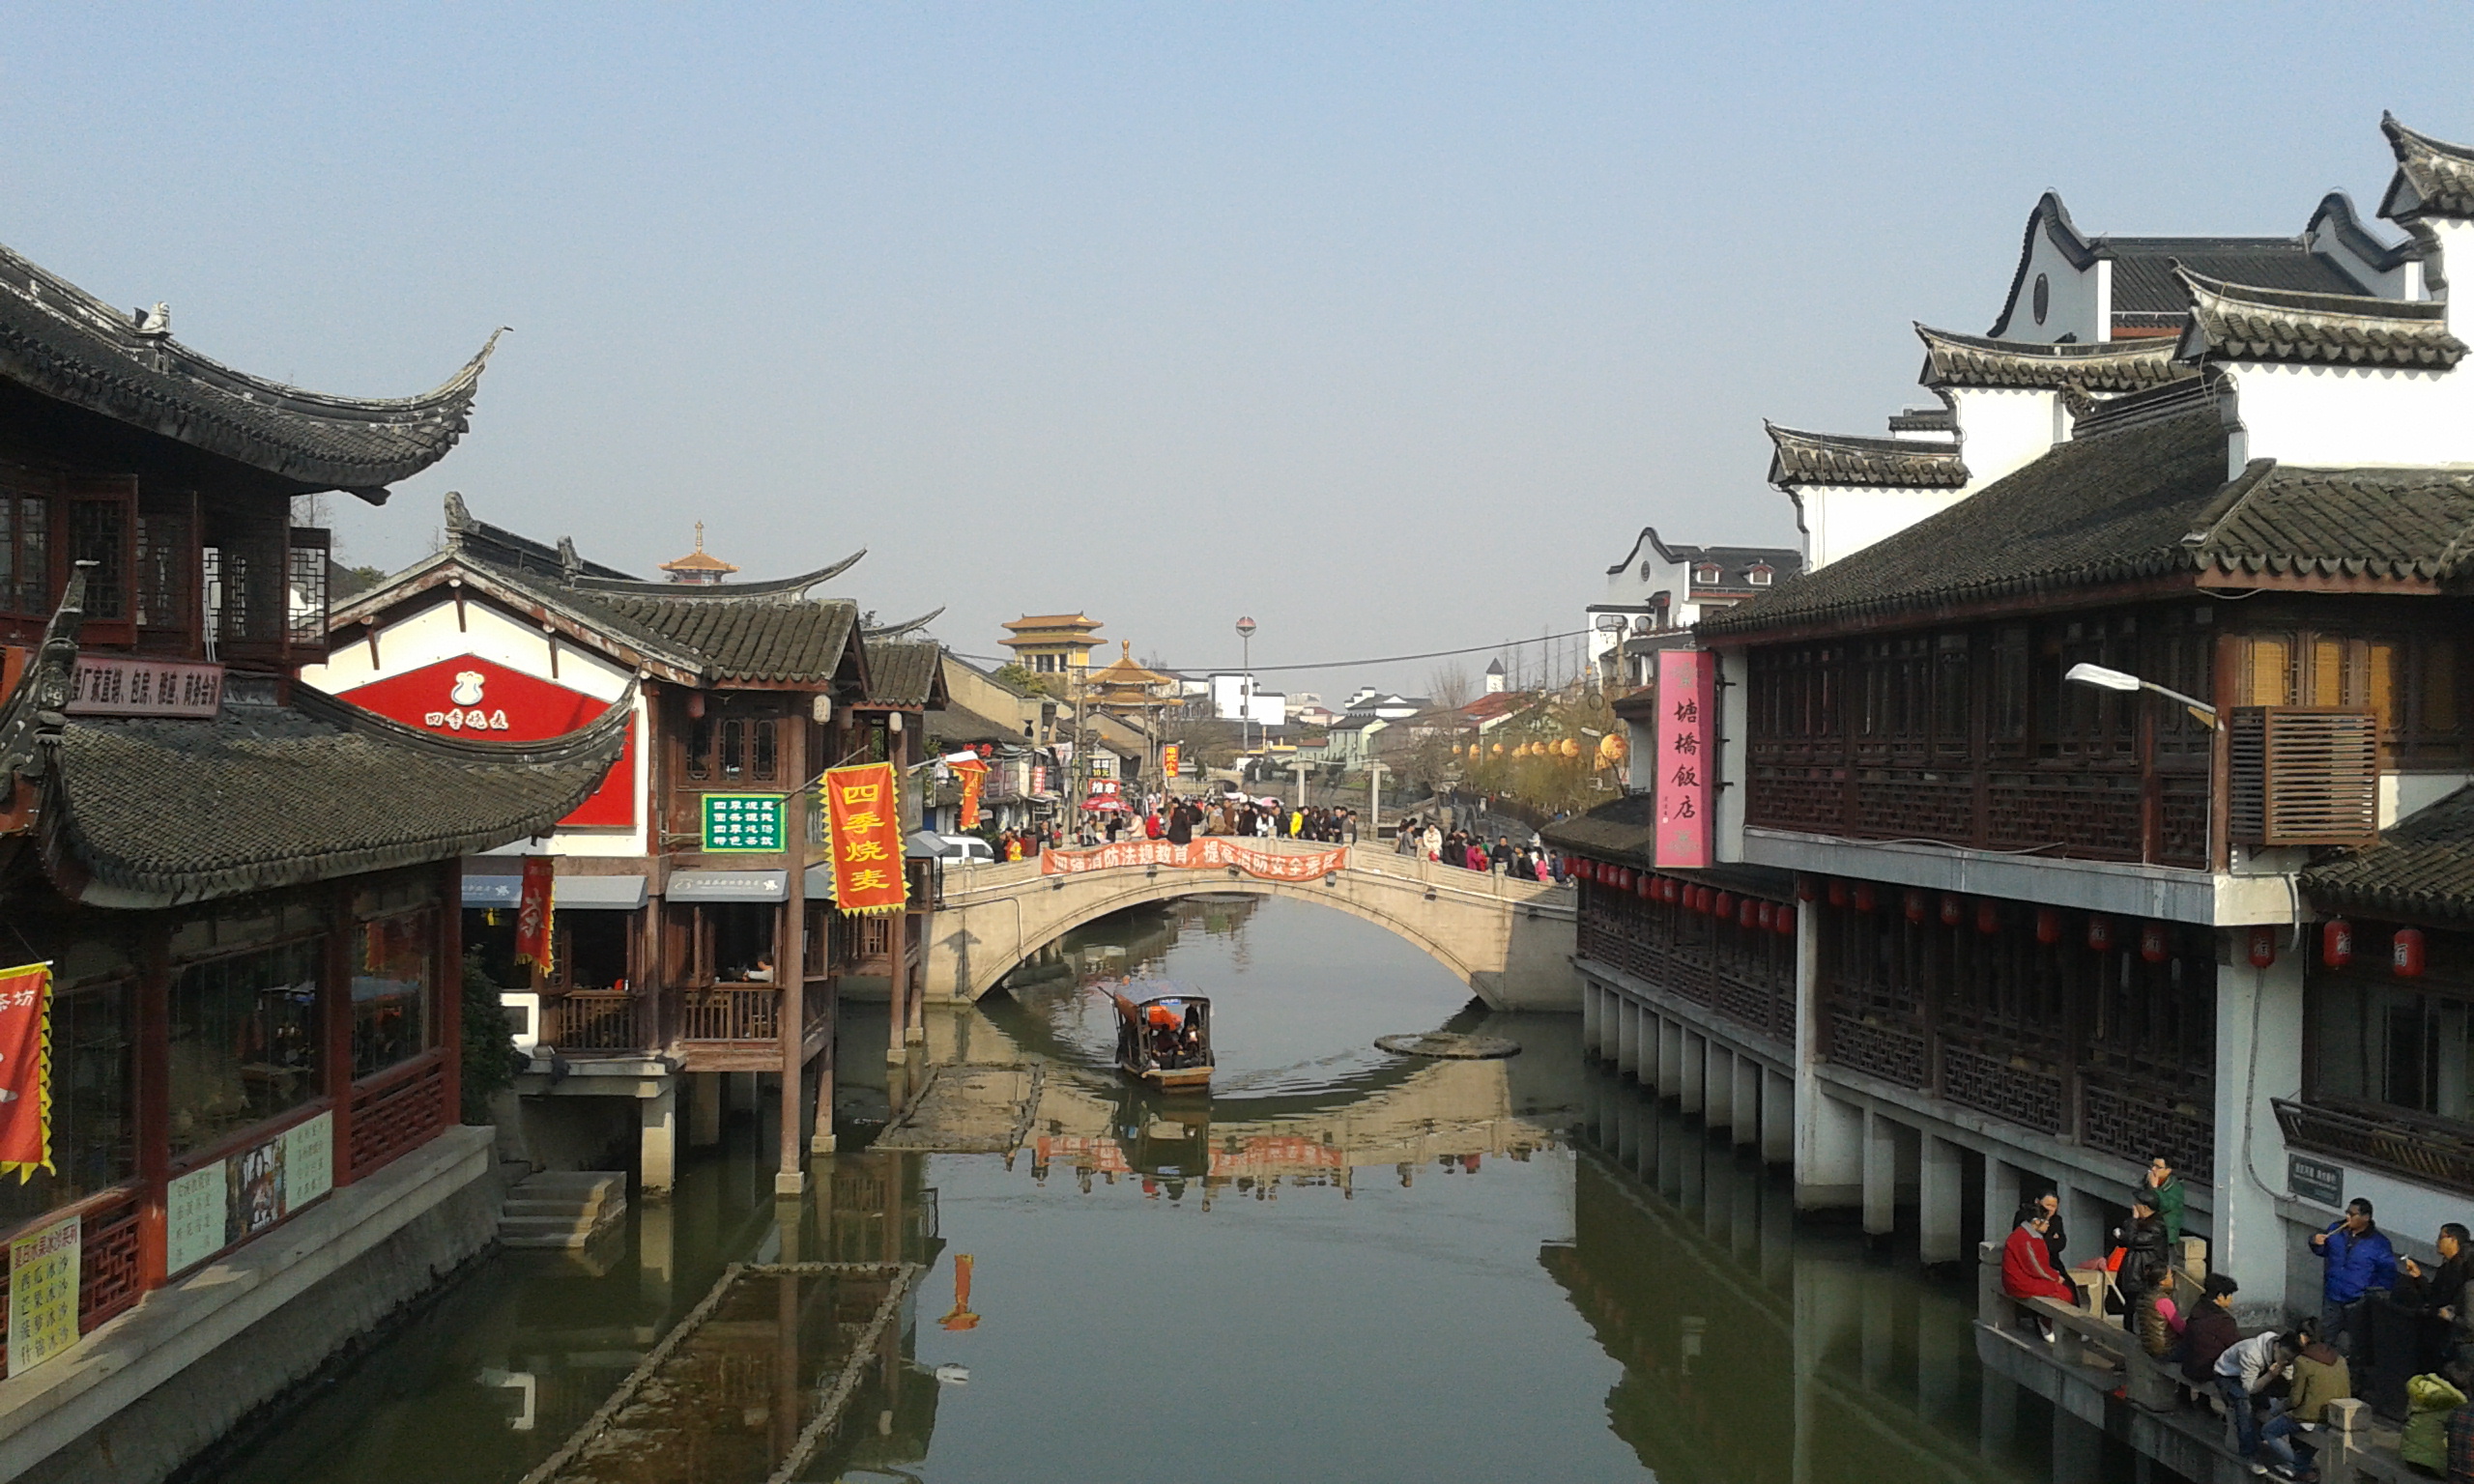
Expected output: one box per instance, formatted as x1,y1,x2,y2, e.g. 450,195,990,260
2381,112,2474,222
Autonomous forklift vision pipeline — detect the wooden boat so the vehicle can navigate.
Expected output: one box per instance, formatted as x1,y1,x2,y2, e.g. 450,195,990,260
1110,988,1214,1092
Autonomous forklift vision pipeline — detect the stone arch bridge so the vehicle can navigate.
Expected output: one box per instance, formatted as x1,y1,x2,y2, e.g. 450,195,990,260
921,838,1578,1011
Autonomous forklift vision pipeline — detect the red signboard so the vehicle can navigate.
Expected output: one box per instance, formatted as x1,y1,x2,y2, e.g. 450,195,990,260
338,654,635,827
0,963,53,1181
825,762,907,916
1654,650,1714,868
953,758,988,830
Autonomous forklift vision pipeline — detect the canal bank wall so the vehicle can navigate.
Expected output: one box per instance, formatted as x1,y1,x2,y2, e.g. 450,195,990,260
0,1127,503,1484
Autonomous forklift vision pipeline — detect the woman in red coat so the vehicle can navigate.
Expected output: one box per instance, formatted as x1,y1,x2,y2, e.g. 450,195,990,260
2003,1215,2079,1304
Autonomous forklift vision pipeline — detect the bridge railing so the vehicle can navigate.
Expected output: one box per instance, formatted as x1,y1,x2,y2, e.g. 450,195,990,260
935,836,1572,912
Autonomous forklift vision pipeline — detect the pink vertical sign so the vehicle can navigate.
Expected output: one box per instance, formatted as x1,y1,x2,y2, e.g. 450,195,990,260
1654,650,1714,868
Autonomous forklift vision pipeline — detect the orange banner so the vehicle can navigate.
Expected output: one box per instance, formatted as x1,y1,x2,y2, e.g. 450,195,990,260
0,963,53,1182
825,761,908,916
953,758,988,831
513,857,555,975
1160,743,1180,778
1039,839,1348,881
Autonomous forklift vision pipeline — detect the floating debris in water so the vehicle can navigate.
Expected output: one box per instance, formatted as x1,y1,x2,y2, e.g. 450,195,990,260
1374,1032,1520,1060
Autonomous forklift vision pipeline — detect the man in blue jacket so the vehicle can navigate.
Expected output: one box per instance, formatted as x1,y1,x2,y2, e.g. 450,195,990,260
2312,1196,2400,1357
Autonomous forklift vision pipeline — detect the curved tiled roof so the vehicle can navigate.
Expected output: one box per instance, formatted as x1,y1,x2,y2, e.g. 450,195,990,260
862,639,943,707
2175,268,2466,369
2194,467,2474,584
582,590,859,686
2305,785,2474,925
0,242,496,495
2381,114,2474,221
1915,325,2191,392
1764,424,1967,489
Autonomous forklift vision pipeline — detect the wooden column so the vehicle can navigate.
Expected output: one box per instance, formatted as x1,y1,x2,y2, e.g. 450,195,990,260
325,884,357,1188
438,857,464,1126
776,709,807,1196
134,922,172,1290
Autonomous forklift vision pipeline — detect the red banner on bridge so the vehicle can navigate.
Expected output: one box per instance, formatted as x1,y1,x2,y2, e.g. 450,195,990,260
1039,839,1348,881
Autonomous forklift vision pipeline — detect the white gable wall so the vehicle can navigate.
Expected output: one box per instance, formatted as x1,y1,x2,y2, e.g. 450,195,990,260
1999,226,2104,344
1798,483,1971,571
1947,386,2066,493
302,593,652,857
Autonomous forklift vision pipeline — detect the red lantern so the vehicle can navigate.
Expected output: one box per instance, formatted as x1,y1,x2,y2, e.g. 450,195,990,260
1976,900,1999,935
1617,868,1633,890
1636,873,1654,900
2395,927,2427,979
2247,926,2277,969
1772,904,1795,937
1757,901,1775,930
1715,892,1737,922
1797,875,1817,903
2140,922,2170,964
2322,918,2353,969
1905,890,1927,925
1827,878,1847,909
1854,883,1876,913
1940,894,1963,928
1739,898,1757,928
1665,877,1681,904
2087,915,2113,953
2035,908,2060,945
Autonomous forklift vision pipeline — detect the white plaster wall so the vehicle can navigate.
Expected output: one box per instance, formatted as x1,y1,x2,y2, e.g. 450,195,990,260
302,594,651,857
2226,360,2474,470
2383,771,2474,829
1716,648,1748,864
2212,949,2307,1321
1800,485,1970,570
1947,386,2064,493
2000,226,2103,343
2308,212,2417,300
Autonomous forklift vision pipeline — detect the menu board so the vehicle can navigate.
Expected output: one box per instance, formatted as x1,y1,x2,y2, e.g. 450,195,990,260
285,1112,334,1211
6,1213,79,1377
165,1161,229,1276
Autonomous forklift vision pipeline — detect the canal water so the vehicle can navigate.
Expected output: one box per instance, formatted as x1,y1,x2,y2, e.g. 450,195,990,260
214,896,2156,1484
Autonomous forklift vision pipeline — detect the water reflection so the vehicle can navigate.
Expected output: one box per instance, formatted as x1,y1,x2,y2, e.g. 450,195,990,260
217,896,2162,1484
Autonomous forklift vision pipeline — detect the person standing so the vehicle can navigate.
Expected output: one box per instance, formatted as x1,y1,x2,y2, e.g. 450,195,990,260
1423,822,1443,863
2144,1154,2188,1249
1489,835,1514,873
2313,1197,2401,1357
2112,1193,2172,1320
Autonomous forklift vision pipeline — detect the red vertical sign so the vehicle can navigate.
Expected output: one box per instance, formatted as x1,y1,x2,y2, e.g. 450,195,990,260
0,963,53,1180
513,857,556,974
825,762,909,916
953,758,988,830
1654,650,1714,868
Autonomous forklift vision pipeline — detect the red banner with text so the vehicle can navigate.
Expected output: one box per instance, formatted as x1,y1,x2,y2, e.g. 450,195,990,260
514,858,556,975
826,762,908,915
953,758,988,831
0,962,53,1182
1039,838,1348,881
1654,650,1714,868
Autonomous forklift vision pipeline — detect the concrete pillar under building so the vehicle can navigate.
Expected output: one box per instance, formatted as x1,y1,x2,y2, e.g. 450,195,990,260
1634,1007,1655,1091
1582,981,1602,1058
1983,1155,2023,1241
2216,947,2306,1324
689,1071,723,1148
639,1194,675,1308
1658,1016,1683,1100
1863,1108,1898,1239
1680,1030,1707,1115
1733,1057,1761,1149
640,1080,678,1195
1920,1135,1965,1267
1798,1090,1864,1211
1704,1043,1732,1131
1617,994,1639,1079
1763,1068,1794,1165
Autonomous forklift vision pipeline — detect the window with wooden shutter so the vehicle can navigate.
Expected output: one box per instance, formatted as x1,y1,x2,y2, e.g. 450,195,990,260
2247,637,2293,707
2228,706,2379,845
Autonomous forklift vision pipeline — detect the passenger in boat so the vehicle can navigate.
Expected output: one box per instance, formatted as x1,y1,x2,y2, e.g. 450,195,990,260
1179,1004,1204,1065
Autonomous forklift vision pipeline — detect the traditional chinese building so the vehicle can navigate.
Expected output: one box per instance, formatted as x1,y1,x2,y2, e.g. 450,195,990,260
304,496,946,1191
0,238,631,1471
997,612,1103,677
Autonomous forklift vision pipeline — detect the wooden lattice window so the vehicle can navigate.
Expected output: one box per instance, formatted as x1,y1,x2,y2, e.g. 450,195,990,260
0,489,49,618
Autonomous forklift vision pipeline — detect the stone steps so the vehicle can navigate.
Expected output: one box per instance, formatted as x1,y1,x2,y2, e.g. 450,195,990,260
500,1170,627,1249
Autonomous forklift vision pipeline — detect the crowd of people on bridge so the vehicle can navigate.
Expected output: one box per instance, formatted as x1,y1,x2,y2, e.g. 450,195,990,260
990,795,1362,860
1393,818,1555,882
1999,1164,2474,1480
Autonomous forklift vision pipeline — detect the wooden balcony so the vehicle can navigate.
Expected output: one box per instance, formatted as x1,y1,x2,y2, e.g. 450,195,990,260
2275,1096,2474,1197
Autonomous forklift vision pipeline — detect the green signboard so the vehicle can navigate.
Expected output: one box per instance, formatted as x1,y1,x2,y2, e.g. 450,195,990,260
701,793,785,852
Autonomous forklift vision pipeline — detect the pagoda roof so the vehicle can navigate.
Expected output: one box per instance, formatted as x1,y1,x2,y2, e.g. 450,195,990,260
0,240,497,499
1914,325,2192,393
1001,613,1101,633
2380,114,2474,222
1764,424,1968,489
3,572,630,908
2173,267,2467,369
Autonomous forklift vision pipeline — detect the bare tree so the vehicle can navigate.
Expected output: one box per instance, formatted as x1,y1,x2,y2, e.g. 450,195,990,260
1426,661,1473,710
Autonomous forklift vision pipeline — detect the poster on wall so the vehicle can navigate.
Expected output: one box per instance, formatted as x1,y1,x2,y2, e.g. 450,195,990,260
285,1112,334,1211
165,1162,229,1275
6,1213,79,1377
0,962,52,1182
225,1133,287,1246
1653,651,1715,869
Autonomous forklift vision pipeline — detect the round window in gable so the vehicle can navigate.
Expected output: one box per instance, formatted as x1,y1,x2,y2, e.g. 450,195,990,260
2032,272,2050,326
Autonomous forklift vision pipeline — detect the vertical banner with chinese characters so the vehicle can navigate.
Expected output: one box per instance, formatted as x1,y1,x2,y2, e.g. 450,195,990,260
513,858,555,977
6,1213,78,1377
953,758,988,831
1161,744,1180,778
824,762,907,915
0,962,53,1181
1654,650,1714,868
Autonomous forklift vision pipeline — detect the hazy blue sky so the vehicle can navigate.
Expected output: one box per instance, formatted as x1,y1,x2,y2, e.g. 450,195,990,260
8,6,2473,696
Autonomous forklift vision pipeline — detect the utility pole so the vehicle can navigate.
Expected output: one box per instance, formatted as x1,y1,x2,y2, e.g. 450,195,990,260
1368,759,1384,836
1235,615,1256,775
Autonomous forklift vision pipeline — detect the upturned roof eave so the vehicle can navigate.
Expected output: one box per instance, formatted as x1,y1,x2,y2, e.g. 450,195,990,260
326,554,708,686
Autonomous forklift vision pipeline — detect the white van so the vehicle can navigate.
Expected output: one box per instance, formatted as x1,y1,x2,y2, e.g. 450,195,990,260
937,835,996,864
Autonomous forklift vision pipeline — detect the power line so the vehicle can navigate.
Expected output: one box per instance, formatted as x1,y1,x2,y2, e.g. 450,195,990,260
947,626,1600,676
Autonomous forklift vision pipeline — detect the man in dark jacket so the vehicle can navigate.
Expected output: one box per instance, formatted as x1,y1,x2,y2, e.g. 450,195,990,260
2113,1193,2173,1319
2182,1273,2244,1387
2401,1222,2474,1372
2314,1197,2401,1357
2015,1190,2066,1271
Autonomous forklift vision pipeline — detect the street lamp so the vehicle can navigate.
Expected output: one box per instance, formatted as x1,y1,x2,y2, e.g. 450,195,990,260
1235,615,1257,766
2064,662,2218,729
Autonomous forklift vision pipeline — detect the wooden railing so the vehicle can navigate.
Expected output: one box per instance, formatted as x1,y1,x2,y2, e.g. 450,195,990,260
349,1052,449,1181
545,990,648,1053
678,984,781,1042
2276,1097,2474,1197
0,1184,146,1374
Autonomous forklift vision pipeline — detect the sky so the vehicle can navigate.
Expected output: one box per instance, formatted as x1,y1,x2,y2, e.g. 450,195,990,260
7,5,2474,698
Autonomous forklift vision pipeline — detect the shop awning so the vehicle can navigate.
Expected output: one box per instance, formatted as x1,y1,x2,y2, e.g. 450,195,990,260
666,870,788,902
461,872,647,909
